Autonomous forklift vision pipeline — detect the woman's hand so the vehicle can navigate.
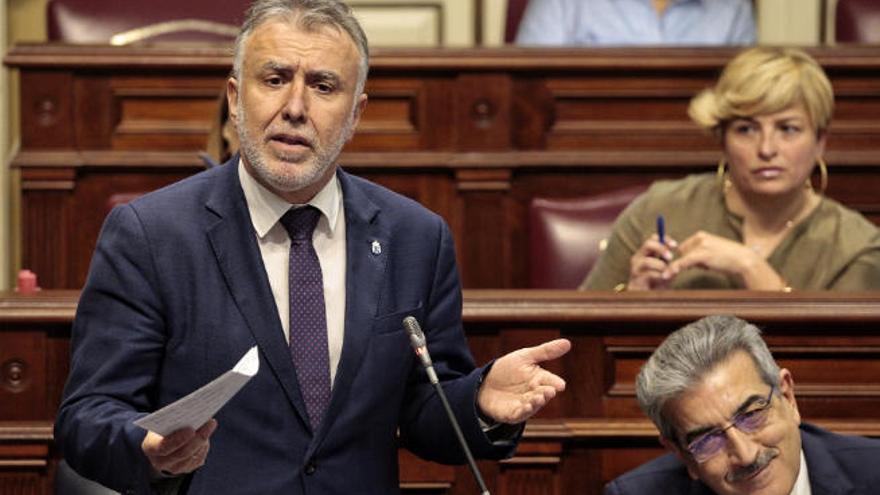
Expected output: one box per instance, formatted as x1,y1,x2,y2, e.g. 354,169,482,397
663,231,786,290
627,234,676,291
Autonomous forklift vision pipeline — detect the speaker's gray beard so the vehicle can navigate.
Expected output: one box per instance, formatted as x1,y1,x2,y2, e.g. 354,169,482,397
235,99,353,194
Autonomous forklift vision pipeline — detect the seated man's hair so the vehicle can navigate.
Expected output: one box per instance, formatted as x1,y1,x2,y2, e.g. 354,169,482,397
636,315,780,442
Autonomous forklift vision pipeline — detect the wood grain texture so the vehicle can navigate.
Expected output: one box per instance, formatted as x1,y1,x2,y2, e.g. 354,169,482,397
2,290,880,493
7,45,880,289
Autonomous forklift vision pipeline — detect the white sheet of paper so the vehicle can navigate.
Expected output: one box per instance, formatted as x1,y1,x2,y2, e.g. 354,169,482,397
134,346,259,436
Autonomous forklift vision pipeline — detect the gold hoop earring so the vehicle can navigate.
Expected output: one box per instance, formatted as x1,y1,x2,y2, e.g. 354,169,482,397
817,157,828,195
808,158,829,194
716,158,727,190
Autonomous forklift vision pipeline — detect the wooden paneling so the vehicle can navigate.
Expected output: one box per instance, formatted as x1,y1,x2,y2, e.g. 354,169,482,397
110,81,220,151
7,45,880,290
18,70,76,150
1,29,878,495
3,290,880,494
352,76,455,150
0,49,880,495
0,422,53,495
0,331,46,420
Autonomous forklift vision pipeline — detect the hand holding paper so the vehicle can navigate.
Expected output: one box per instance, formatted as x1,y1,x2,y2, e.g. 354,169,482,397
136,346,258,476
142,418,217,477
135,346,259,436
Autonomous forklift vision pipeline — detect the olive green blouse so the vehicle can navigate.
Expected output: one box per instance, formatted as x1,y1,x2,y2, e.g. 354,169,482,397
580,173,880,290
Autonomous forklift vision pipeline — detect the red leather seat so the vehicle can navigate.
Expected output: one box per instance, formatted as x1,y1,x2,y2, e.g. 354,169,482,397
105,192,144,214
528,185,647,289
47,0,247,44
836,0,880,43
505,0,531,43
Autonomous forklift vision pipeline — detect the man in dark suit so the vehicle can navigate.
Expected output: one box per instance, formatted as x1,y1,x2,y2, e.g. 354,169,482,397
606,315,880,495
55,1,570,493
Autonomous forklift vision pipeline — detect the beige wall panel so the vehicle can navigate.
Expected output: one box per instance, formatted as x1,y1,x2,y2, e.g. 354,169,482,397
5,0,47,289
482,0,507,46
757,0,822,45
354,6,441,46
1,0,8,289
349,0,474,46
8,0,46,42
826,0,838,44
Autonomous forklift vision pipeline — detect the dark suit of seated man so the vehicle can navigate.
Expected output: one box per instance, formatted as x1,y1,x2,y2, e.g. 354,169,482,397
606,315,880,495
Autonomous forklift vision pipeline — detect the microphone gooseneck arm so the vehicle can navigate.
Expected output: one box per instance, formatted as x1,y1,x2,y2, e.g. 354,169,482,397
402,316,491,495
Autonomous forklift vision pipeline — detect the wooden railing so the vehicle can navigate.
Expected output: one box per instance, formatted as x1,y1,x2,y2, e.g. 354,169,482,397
3,290,880,494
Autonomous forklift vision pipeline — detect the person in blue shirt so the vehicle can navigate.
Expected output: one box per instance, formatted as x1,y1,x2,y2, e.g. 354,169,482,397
516,0,756,46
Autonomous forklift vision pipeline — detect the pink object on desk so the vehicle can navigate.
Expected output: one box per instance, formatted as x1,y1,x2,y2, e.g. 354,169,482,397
16,269,40,294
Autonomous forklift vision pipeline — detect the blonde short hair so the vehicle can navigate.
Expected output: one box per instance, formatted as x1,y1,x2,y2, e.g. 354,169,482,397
688,47,834,135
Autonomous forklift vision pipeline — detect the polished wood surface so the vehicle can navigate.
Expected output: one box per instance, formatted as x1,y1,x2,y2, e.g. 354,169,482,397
2,290,880,494
5,44,880,492
6,44,880,289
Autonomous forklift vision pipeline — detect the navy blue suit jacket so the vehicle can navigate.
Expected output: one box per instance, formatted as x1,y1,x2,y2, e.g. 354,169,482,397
604,423,880,495
56,160,515,494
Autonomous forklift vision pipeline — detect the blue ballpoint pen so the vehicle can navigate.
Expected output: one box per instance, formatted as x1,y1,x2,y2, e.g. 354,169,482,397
656,215,665,245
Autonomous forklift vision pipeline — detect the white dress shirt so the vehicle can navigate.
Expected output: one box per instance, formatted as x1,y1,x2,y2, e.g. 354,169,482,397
790,449,811,495
238,161,347,386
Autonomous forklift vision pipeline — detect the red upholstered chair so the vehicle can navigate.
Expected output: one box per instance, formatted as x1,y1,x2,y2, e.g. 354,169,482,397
836,0,880,43
505,0,531,43
47,0,248,44
105,192,144,214
527,185,648,289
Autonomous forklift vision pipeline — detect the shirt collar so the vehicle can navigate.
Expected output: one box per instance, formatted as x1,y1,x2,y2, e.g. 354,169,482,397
789,449,811,495
237,159,341,238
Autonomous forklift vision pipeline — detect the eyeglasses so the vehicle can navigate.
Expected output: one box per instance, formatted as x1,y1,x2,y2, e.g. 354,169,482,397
684,386,776,463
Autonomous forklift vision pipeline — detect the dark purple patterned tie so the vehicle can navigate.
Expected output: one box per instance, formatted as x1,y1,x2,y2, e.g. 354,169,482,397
280,206,330,431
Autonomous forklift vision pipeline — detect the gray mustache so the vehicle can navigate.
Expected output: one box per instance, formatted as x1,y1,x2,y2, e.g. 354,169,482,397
726,448,780,483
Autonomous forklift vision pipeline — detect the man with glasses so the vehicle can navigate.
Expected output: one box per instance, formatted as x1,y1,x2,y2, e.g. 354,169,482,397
605,315,880,494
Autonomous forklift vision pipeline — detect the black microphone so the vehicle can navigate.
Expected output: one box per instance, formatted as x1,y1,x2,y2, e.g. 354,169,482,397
402,316,490,495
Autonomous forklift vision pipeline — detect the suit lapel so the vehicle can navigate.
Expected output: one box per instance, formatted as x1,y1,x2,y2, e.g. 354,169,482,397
801,425,854,495
689,482,715,495
204,160,312,430
316,170,389,438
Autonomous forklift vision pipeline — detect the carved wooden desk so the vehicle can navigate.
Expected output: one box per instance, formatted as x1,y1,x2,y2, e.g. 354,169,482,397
2,290,880,494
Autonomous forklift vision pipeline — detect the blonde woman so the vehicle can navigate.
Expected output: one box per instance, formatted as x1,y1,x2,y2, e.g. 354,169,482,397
582,47,880,291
